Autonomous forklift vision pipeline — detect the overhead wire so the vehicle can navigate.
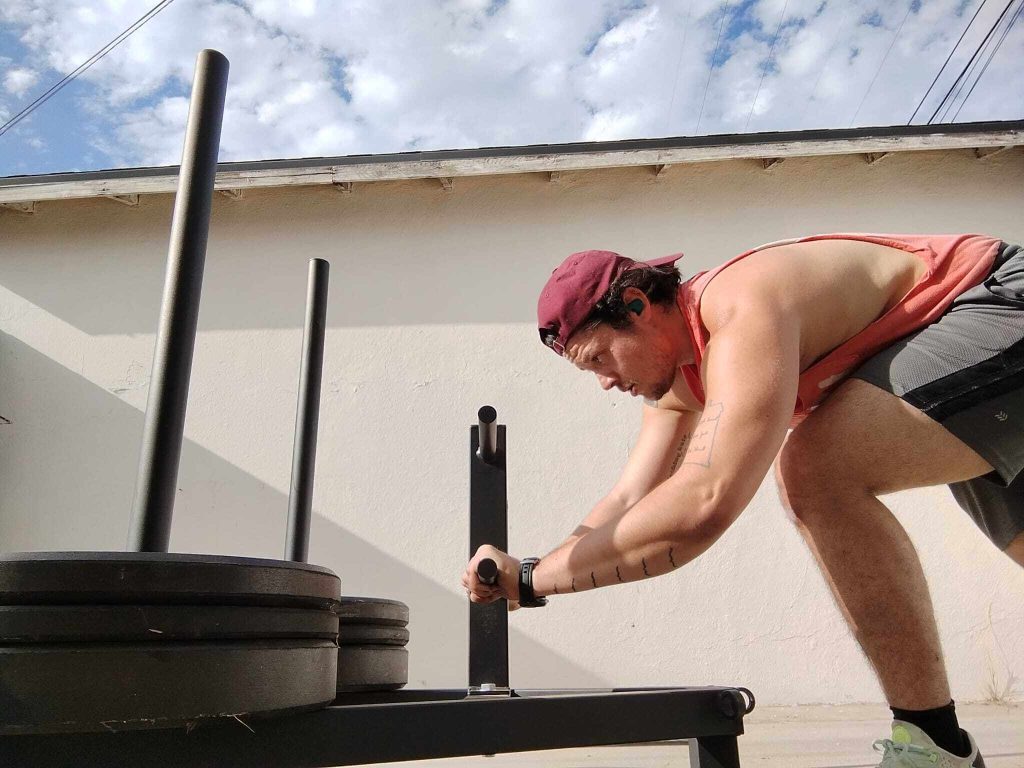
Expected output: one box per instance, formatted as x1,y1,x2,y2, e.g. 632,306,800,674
695,2,732,134
665,0,693,136
952,0,1023,120
928,0,1017,123
0,0,177,138
907,0,988,124
802,5,849,127
936,1,1010,121
849,1,915,127
744,0,790,131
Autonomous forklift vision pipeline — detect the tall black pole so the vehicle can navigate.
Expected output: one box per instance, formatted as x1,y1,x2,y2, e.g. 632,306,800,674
285,258,330,563
469,406,509,691
128,50,229,552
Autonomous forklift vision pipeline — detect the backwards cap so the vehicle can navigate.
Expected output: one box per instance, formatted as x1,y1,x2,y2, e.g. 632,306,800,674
536,249,683,355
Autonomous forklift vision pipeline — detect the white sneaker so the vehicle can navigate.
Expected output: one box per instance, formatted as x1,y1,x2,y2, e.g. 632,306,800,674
874,721,986,767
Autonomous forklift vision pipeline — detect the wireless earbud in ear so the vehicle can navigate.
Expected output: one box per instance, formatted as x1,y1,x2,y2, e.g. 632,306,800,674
627,299,644,315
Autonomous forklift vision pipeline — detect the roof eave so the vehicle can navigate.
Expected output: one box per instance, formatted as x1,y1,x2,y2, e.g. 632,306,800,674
1,120,1021,206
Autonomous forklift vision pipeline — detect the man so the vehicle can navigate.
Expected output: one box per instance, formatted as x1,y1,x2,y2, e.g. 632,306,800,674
463,234,1024,768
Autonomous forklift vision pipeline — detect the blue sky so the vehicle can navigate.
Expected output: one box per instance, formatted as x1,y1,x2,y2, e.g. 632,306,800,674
0,0,1021,177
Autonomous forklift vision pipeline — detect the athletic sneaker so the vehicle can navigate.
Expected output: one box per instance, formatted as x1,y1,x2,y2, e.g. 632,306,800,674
874,721,987,767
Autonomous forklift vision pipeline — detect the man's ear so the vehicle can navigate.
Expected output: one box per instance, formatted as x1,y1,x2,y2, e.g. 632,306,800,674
622,287,648,317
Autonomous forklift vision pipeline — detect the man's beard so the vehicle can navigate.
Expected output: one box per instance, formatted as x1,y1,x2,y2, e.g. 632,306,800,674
647,372,676,401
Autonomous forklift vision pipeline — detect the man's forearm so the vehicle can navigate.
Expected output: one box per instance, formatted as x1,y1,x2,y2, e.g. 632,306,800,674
531,479,725,596
545,492,632,557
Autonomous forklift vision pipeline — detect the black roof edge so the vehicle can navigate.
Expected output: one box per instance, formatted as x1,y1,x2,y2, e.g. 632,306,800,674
2,119,1022,188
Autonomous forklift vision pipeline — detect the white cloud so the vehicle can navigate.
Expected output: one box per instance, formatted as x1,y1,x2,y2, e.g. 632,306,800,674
584,108,642,141
4,67,39,97
0,0,1020,174
347,64,401,110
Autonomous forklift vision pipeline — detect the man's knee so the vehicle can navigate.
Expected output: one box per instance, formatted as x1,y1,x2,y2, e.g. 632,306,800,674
775,425,864,522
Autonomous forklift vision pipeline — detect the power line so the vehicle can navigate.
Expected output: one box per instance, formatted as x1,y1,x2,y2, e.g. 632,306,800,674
695,2,731,135
745,0,790,131
0,0,177,138
907,0,988,124
802,6,849,127
953,0,1023,120
665,0,693,136
936,0,1009,121
928,0,1017,123
849,1,915,127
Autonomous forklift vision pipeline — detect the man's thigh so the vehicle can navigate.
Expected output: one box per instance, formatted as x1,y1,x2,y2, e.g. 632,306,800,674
785,378,994,496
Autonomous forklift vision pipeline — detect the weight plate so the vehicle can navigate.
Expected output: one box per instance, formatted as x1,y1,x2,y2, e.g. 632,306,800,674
336,596,409,627
0,604,338,643
0,553,340,609
336,645,408,693
0,640,338,735
337,624,409,646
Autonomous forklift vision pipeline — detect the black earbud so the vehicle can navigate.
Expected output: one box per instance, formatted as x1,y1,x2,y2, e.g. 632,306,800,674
627,299,644,315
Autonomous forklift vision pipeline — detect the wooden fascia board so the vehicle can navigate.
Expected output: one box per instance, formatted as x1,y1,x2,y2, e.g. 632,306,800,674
1,129,1020,206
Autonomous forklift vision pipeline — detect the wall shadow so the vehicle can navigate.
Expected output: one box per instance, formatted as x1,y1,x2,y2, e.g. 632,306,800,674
0,331,608,688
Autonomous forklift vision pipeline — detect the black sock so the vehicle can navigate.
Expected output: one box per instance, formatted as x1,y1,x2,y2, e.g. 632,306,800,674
891,700,970,758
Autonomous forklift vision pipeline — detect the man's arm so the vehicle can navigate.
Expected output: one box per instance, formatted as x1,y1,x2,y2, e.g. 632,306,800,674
529,303,800,596
553,404,700,549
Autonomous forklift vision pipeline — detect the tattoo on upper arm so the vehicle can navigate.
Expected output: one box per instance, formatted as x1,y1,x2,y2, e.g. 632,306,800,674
641,557,650,577
683,401,724,468
571,578,577,593
615,566,623,583
590,571,597,588
668,547,677,568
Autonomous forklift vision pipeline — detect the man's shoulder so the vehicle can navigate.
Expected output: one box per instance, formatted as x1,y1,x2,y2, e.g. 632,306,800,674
698,242,825,332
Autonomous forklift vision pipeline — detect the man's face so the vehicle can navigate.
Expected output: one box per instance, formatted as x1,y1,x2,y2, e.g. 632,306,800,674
565,320,678,401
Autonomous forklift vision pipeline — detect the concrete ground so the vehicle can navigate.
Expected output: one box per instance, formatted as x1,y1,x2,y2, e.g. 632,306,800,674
354,703,1023,768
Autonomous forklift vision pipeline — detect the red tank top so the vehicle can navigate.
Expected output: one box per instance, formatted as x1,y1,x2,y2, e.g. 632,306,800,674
676,234,1003,421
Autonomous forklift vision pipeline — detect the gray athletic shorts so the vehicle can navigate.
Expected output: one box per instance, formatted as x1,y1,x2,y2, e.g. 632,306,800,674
851,241,1024,550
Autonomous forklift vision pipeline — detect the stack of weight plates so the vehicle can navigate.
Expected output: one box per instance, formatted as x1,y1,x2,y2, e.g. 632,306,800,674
336,596,409,692
0,552,341,734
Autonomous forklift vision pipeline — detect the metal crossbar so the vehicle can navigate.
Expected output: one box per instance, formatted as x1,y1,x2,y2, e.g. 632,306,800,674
0,687,750,768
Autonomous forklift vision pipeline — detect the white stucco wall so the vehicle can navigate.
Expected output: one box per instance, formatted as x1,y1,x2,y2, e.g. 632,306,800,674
2,148,1023,706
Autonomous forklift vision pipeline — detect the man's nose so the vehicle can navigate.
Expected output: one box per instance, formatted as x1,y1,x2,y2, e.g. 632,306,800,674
597,374,616,391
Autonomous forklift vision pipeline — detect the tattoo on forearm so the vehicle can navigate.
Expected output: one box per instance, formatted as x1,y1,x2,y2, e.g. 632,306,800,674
684,401,724,468
590,571,597,588
642,557,650,577
669,432,691,474
616,566,623,583
669,547,678,568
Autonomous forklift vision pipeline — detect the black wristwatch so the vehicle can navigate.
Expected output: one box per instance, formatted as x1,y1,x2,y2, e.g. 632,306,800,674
517,557,548,607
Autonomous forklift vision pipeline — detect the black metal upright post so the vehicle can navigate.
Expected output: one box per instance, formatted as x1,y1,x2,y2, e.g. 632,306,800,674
469,406,509,692
128,49,229,553
285,258,330,563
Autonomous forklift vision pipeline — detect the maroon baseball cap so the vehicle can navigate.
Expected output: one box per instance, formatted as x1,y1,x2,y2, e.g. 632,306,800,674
537,249,683,355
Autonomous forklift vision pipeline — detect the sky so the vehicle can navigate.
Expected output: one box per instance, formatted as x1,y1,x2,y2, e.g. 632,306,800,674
0,0,1022,177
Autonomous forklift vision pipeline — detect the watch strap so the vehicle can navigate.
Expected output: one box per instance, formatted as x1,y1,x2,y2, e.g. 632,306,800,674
518,557,548,607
